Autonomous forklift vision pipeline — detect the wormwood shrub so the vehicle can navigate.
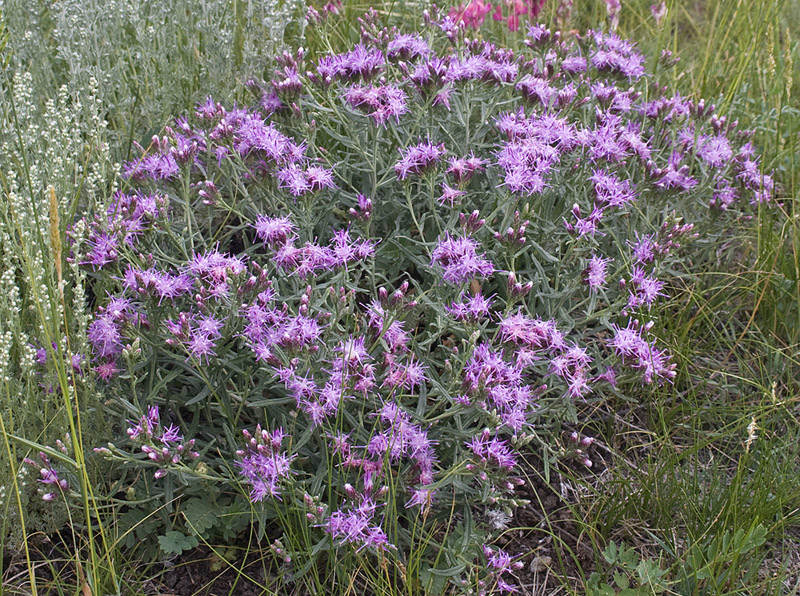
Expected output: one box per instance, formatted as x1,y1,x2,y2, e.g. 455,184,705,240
1,0,306,141
0,69,115,546
49,8,777,594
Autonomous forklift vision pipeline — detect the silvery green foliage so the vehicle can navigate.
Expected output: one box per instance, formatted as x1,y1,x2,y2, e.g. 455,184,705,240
1,0,306,138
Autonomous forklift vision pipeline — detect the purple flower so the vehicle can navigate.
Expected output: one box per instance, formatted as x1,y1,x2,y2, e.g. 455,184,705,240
584,255,612,291
254,215,296,245
446,292,493,322
325,497,394,552
395,141,447,180
630,232,658,264
344,84,408,126
94,360,121,381
87,316,122,359
430,234,494,284
656,152,698,191
235,426,295,502
276,164,311,196
516,75,554,106
467,430,517,470
235,115,302,164
438,183,465,207
590,31,646,79
186,332,218,363
83,231,119,269
610,321,675,383
591,170,636,207
560,55,588,74
276,164,336,196
697,134,733,168
447,154,486,184
382,356,427,392
386,33,430,62
123,153,179,181
186,250,246,282
406,487,436,511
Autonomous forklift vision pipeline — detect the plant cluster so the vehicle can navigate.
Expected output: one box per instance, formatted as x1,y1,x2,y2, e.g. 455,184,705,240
28,6,778,594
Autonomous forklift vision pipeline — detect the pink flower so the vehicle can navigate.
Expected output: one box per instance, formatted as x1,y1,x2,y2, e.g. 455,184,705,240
449,1,493,29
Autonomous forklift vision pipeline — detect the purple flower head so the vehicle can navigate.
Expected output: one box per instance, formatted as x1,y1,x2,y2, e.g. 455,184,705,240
254,215,296,246
656,152,698,191
438,183,465,207
711,178,738,210
610,321,675,383
95,359,121,381
431,234,494,284
127,405,159,441
276,164,336,196
584,255,613,291
123,152,179,181
344,84,408,126
406,487,437,512
591,170,636,208
186,249,246,284
234,115,302,163
382,356,427,392
561,55,588,74
386,33,430,62
87,316,123,359
395,141,447,180
186,331,218,363
83,230,119,269
410,56,449,90
591,30,646,79
446,292,493,322
447,154,486,184
565,203,605,238
467,429,517,470
329,228,376,266
697,133,733,168
516,75,554,106
196,95,224,120
334,44,385,82
235,425,295,502
630,232,658,264
627,271,667,309
325,497,394,552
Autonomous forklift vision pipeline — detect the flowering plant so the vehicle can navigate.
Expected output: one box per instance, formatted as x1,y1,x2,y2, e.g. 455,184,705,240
74,7,774,593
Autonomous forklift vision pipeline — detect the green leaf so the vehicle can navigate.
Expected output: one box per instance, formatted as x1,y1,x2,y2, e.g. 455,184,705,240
739,523,767,553
158,531,198,556
602,540,618,564
419,568,448,595
636,559,667,586
182,498,217,536
614,571,630,589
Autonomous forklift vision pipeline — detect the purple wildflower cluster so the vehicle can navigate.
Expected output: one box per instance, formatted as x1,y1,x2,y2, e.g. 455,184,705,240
86,296,143,380
80,11,779,591
395,141,447,180
124,96,337,201
235,426,295,502
79,192,165,269
431,234,494,284
126,405,199,479
24,441,70,502
326,495,393,552
344,84,408,126
610,320,675,383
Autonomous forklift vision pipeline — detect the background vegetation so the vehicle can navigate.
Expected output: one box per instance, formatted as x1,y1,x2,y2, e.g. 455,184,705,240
0,0,797,594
